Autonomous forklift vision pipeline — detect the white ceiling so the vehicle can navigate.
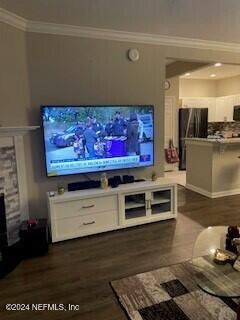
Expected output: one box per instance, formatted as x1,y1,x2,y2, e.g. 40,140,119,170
180,64,240,80
1,0,240,44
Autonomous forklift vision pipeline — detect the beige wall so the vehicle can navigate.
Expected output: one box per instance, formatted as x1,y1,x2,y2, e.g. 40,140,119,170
179,79,217,97
24,33,165,217
0,22,30,126
216,75,240,97
180,75,240,98
3,21,240,218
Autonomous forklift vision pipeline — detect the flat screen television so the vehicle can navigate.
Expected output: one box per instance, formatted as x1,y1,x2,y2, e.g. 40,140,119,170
41,105,154,177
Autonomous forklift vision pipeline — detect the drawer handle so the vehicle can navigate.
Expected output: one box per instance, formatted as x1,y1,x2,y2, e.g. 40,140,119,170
81,205,95,209
82,221,95,226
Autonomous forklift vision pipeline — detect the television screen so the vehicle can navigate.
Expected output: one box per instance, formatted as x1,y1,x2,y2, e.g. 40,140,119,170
41,105,154,176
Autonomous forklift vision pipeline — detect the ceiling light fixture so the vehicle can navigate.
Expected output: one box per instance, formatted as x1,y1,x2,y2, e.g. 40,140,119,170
210,74,216,78
214,62,222,67
185,73,191,76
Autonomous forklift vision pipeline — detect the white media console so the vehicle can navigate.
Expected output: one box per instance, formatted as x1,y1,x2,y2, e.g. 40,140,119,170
47,179,178,243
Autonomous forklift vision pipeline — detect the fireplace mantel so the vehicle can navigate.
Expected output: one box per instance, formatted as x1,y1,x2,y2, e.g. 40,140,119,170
0,126,39,243
0,126,39,136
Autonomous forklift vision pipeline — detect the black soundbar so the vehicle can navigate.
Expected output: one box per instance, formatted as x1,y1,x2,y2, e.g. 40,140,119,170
68,180,101,192
67,175,145,191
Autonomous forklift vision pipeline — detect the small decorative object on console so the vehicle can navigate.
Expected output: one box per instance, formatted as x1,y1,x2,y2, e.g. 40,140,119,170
100,173,108,189
151,171,157,181
57,185,65,195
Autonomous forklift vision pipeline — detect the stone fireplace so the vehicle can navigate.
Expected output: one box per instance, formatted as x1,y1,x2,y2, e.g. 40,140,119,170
0,127,38,245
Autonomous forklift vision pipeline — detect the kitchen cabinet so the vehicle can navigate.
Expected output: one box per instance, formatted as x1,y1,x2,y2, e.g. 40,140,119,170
215,96,233,121
181,94,240,122
181,97,216,122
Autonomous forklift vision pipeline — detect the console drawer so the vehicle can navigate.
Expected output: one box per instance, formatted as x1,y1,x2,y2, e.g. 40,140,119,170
54,195,117,219
55,211,118,238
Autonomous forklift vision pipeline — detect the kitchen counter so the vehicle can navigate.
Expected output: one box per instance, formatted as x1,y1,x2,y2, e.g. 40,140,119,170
185,138,240,198
185,137,240,144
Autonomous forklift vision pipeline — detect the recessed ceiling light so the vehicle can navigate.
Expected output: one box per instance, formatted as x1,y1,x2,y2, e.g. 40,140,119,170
210,74,216,78
214,62,222,67
185,73,191,76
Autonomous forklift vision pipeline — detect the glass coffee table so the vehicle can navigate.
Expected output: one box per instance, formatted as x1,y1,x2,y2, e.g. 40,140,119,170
192,226,240,320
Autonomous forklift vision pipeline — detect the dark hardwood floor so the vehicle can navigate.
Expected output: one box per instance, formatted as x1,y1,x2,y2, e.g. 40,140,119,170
1,186,240,319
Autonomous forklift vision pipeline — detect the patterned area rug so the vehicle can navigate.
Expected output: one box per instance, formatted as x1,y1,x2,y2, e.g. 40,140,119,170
111,261,239,320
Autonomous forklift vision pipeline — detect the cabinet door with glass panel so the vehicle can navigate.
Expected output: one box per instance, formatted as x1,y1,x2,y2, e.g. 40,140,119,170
122,192,150,223
121,187,173,225
149,188,172,216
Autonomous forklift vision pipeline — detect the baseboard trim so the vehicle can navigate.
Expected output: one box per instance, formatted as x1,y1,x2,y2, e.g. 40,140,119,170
211,189,240,198
186,184,213,198
186,183,240,198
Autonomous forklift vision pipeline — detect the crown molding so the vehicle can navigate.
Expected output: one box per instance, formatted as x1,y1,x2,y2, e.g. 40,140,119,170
0,126,39,136
0,7,26,31
26,21,240,53
1,7,240,53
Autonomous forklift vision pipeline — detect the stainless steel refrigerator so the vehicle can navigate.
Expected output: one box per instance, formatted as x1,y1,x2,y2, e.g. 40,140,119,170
179,108,208,170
